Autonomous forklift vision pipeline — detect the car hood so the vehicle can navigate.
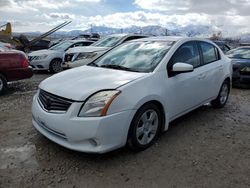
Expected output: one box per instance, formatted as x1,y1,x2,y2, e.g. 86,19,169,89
39,66,147,101
66,46,110,54
28,49,60,56
230,58,250,65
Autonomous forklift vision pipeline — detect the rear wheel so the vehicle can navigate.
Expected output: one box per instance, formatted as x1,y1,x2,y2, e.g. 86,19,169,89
0,74,7,95
49,59,62,73
127,103,162,151
211,80,230,108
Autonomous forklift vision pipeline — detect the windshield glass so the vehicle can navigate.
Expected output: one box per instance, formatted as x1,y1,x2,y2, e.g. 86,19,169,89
92,36,124,47
50,41,73,51
226,48,250,59
93,41,174,72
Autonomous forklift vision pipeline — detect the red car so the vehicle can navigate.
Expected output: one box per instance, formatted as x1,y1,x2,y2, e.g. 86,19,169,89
0,49,33,94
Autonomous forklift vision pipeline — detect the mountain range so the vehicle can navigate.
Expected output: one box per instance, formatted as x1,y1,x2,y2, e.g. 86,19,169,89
20,25,250,42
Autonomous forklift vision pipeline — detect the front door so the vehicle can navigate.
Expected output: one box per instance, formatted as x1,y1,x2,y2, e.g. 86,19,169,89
165,41,206,120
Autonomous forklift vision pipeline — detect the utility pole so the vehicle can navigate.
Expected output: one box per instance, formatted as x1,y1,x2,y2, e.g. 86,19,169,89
165,28,168,36
90,24,93,34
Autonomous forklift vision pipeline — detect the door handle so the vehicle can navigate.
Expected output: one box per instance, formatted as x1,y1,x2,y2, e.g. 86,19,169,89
198,73,206,80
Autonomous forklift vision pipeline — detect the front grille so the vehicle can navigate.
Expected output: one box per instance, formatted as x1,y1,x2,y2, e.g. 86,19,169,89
38,89,73,113
64,54,74,62
233,67,239,72
28,56,36,62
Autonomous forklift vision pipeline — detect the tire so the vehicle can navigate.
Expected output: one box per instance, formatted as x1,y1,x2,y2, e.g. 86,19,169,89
127,103,162,151
211,80,230,108
0,74,7,95
49,59,62,73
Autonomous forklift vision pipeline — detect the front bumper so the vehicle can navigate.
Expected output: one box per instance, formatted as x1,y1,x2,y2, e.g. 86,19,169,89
232,64,250,84
7,66,33,82
30,59,50,70
62,59,93,69
32,93,135,153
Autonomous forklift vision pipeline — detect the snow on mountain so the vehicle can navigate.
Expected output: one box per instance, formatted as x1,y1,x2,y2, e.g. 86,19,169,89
19,24,250,42
67,24,214,37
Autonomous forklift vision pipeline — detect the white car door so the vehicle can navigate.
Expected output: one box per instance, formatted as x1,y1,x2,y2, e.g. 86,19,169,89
165,41,208,120
198,41,224,99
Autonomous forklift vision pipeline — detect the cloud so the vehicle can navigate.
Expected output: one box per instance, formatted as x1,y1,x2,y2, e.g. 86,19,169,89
0,0,250,36
134,0,250,16
75,0,101,2
47,13,75,20
0,0,38,13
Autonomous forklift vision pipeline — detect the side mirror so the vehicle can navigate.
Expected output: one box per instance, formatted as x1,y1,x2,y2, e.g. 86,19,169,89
172,62,194,73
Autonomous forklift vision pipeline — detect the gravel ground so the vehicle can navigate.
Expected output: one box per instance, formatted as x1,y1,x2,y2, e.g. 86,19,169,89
0,73,250,188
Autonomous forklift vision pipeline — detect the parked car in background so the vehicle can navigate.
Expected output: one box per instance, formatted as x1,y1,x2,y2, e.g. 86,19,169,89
0,49,33,94
29,39,52,52
62,34,147,69
213,40,231,53
28,40,94,73
240,43,250,47
32,37,231,153
0,42,14,50
72,33,100,41
226,46,250,88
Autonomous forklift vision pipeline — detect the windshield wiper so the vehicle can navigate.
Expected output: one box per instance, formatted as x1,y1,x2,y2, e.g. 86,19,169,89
88,62,99,67
100,64,140,72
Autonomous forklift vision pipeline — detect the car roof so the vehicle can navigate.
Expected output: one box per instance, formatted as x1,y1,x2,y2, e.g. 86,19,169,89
131,36,214,43
238,46,250,48
67,39,94,43
104,33,148,38
213,40,227,44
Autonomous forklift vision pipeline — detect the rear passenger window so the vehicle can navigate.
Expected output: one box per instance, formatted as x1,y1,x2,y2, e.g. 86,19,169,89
200,42,220,64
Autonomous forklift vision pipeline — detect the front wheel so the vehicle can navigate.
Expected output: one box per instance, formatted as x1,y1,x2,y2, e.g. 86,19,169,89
127,103,162,151
49,59,62,73
211,80,230,108
0,74,7,95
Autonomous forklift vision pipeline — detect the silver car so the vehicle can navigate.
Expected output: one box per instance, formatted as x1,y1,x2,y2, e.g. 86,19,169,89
28,40,93,73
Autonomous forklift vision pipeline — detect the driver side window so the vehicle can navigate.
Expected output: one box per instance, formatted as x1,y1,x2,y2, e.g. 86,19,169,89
167,41,200,77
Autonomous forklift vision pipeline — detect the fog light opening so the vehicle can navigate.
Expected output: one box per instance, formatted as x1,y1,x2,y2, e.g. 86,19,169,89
89,139,99,147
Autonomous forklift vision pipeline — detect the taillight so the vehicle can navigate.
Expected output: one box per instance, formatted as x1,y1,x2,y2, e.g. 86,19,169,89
22,58,29,68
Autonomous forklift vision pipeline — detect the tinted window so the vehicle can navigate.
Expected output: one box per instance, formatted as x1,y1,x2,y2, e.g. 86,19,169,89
170,42,200,68
200,42,219,64
49,41,73,51
72,42,92,47
123,36,146,42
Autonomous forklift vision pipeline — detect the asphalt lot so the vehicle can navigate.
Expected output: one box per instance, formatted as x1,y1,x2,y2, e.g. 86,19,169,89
0,73,250,188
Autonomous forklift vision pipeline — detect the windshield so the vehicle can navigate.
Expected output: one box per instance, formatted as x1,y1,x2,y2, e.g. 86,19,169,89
92,36,124,47
92,41,174,72
226,48,250,59
50,41,73,51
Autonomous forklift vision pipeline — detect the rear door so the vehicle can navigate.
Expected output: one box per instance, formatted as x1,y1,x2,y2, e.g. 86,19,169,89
198,41,223,99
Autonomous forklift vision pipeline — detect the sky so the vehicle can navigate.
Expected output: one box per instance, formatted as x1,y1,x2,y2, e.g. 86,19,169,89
1,0,250,36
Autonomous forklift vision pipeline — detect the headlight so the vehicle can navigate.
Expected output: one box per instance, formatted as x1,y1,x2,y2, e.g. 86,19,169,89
75,52,97,61
78,90,121,117
34,55,48,60
240,67,250,72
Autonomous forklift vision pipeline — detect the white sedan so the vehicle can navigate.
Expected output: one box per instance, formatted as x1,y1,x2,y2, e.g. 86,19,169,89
28,40,93,73
32,37,232,153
